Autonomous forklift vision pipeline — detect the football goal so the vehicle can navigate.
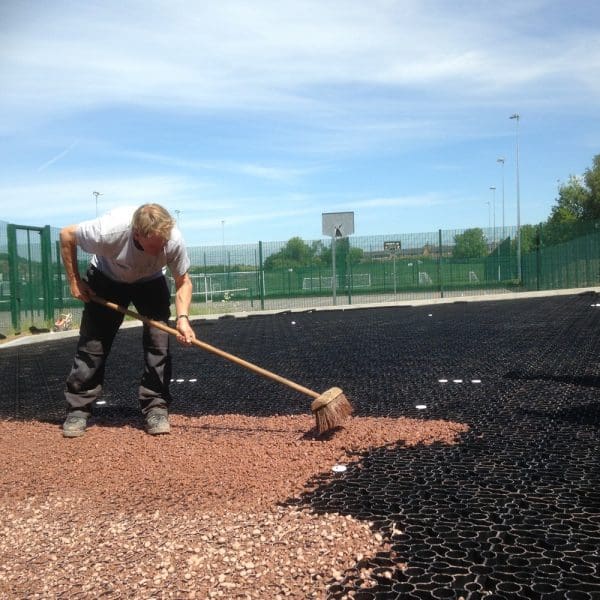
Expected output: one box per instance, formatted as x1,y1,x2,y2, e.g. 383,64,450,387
302,274,371,291
418,272,433,285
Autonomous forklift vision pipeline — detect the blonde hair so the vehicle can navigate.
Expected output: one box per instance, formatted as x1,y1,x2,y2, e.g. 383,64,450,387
132,204,175,240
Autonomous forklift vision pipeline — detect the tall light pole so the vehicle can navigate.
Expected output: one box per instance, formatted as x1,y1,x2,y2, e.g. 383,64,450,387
486,200,491,229
509,113,521,282
175,210,181,224
489,186,496,246
93,191,103,217
497,157,505,239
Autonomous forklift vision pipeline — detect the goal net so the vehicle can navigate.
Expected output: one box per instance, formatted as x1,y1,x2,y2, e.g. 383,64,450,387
302,274,371,291
418,272,433,285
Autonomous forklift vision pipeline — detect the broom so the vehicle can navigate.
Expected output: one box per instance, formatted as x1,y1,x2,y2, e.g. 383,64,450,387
91,296,352,433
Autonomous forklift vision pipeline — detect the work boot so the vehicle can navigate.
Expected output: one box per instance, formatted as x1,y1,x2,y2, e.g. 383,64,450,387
62,413,88,438
145,410,170,435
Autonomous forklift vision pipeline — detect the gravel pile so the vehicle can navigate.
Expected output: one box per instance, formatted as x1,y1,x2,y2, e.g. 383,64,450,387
0,414,467,598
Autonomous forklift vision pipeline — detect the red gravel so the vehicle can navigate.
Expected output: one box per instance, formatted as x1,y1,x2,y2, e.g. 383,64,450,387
0,414,468,598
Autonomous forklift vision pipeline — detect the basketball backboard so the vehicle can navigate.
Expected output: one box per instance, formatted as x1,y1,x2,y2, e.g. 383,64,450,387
322,212,355,238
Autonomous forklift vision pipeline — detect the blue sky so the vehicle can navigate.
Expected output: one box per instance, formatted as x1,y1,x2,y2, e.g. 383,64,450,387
1,0,599,245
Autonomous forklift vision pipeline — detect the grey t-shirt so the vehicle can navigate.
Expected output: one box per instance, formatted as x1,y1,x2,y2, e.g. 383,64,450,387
76,206,191,283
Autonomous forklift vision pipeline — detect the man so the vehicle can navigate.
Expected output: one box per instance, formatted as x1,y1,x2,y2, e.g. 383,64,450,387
59,203,196,438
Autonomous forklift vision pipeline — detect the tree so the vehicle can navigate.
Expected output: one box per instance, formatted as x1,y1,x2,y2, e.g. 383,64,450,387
264,237,316,270
452,228,488,259
547,154,600,225
319,239,364,266
518,224,540,254
583,154,600,219
543,155,600,245
548,175,588,224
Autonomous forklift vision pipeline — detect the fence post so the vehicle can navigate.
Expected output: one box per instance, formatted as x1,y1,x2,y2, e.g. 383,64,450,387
7,224,20,332
347,251,352,305
258,241,265,310
254,247,260,308
438,229,444,298
535,225,542,290
41,225,54,321
55,240,64,307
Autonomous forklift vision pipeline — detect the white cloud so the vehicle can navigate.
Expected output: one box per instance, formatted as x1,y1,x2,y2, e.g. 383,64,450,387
0,175,204,224
37,141,79,172
352,194,441,209
0,173,322,242
118,149,313,182
182,204,316,231
2,0,599,134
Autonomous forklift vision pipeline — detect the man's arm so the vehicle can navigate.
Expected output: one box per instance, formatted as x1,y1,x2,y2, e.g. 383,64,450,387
172,272,196,344
60,224,92,302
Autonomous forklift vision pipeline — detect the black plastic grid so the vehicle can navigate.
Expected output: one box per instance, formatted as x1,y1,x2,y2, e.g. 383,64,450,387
1,292,600,599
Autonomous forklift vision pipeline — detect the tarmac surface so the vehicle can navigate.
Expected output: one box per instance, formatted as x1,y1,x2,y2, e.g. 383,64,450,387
2,291,600,599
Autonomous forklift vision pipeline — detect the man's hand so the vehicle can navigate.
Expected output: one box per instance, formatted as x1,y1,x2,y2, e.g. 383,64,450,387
173,272,195,345
69,278,93,303
175,316,196,346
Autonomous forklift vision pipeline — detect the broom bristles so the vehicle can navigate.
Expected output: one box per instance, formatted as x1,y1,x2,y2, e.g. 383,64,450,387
313,392,353,434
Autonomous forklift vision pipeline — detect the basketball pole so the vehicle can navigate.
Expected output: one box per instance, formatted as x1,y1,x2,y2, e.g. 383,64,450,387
332,234,337,306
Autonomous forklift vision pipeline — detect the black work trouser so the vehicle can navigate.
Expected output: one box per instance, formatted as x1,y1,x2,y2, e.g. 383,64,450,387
64,267,172,416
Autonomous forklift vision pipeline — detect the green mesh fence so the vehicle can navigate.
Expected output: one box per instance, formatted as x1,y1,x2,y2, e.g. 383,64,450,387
1,219,600,336
182,229,519,312
0,221,67,335
0,220,8,331
521,221,600,291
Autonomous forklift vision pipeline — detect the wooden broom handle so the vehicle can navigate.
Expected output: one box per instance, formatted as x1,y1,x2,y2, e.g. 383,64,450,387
91,295,320,400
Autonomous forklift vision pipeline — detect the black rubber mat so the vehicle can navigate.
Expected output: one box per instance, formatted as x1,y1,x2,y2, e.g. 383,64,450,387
2,292,600,599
